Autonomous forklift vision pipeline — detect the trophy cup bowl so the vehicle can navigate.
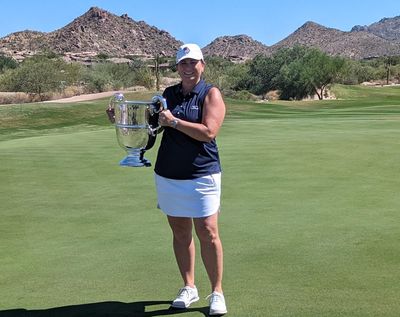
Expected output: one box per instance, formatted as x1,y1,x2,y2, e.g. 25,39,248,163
108,93,167,167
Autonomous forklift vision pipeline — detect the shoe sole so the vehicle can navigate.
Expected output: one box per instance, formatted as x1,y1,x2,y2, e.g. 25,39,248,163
209,308,228,315
171,296,200,309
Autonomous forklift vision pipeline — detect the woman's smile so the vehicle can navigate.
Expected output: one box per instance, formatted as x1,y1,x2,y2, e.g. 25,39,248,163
177,58,204,84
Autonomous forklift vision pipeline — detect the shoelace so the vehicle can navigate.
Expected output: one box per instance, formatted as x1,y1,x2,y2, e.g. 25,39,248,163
206,292,223,303
177,287,191,299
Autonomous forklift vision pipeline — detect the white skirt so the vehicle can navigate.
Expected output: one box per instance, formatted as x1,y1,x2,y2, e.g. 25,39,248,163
155,173,221,218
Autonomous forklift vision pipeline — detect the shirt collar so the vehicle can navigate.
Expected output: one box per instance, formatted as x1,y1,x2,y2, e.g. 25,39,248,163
176,79,206,96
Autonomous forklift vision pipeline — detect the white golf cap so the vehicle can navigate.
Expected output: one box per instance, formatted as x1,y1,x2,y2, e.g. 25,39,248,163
176,44,204,64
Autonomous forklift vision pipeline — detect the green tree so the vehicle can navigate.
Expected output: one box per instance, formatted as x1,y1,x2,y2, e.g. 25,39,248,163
339,60,373,84
83,59,157,92
0,56,63,99
274,47,346,100
236,55,277,95
235,46,310,96
61,62,84,86
239,46,346,100
301,49,346,99
276,60,311,100
0,54,18,73
82,66,113,92
204,56,235,90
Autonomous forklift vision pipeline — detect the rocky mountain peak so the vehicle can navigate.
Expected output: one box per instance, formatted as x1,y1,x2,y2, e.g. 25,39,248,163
271,17,400,59
351,15,400,41
276,21,344,46
85,6,110,19
202,34,271,61
0,7,182,61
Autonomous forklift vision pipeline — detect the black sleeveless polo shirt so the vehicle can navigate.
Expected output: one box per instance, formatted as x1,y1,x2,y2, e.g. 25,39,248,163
154,79,222,180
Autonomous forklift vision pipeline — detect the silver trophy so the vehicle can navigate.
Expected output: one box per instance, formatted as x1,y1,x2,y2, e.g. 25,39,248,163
107,93,167,167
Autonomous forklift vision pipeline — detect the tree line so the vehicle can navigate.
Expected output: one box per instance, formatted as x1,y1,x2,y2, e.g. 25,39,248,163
205,46,400,100
0,51,157,102
1,46,400,103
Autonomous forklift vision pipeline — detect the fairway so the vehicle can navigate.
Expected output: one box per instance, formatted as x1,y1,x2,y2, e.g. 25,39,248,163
1,86,400,316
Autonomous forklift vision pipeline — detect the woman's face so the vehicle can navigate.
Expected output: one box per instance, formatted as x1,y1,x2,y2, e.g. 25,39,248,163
177,58,205,84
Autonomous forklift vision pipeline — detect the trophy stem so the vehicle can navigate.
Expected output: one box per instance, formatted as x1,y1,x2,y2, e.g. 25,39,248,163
119,148,151,167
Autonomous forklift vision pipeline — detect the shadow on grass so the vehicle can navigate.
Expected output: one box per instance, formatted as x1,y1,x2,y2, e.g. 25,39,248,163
0,301,210,317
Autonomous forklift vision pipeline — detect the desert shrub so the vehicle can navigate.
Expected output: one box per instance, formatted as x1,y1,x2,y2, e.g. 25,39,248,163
133,67,154,89
0,56,63,99
0,92,32,104
0,54,18,73
228,90,259,101
203,56,247,92
82,62,154,92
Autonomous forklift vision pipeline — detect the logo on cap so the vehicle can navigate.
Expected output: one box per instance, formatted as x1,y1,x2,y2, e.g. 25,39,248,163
183,46,190,54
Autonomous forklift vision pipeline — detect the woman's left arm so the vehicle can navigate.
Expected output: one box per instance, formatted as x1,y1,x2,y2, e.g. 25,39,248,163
159,87,226,142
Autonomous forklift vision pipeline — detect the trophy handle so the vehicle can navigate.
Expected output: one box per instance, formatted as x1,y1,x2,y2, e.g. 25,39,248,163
106,92,124,123
151,95,168,113
148,95,167,136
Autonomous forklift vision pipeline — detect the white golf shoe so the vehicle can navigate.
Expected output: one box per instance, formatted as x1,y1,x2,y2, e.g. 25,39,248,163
208,291,227,315
171,286,200,309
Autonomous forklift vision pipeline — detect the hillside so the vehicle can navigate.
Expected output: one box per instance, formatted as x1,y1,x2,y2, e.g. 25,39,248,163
202,35,271,61
0,7,182,62
1,7,400,61
351,16,400,41
270,21,400,59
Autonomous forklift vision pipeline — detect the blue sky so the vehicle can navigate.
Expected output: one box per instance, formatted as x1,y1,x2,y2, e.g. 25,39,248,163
0,0,399,47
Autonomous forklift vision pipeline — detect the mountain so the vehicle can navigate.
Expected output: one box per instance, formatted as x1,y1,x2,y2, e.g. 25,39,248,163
270,21,400,59
0,7,182,62
202,35,271,61
203,18,400,60
271,22,344,51
1,7,400,62
351,16,400,41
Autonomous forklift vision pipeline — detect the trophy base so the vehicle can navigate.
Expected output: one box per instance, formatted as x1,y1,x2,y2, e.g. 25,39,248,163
119,147,151,167
119,155,151,167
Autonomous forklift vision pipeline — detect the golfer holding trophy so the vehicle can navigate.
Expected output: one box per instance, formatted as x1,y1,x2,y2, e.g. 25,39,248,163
108,43,227,315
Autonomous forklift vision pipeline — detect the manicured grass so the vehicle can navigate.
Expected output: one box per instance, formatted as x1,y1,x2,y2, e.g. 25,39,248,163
1,86,400,316
0,91,155,141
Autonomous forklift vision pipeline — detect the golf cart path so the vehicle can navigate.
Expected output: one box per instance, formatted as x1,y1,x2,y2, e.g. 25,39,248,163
43,90,127,103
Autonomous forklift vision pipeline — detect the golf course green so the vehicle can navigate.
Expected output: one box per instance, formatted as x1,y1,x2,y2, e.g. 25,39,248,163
1,85,399,316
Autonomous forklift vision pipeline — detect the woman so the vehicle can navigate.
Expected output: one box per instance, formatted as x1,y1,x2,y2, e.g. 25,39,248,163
155,43,227,316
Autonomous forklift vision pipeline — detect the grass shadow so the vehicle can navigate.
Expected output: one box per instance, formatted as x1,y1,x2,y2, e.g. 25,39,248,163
0,301,210,317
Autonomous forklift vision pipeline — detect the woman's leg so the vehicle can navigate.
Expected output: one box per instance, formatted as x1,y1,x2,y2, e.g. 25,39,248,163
167,215,196,287
193,212,224,293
